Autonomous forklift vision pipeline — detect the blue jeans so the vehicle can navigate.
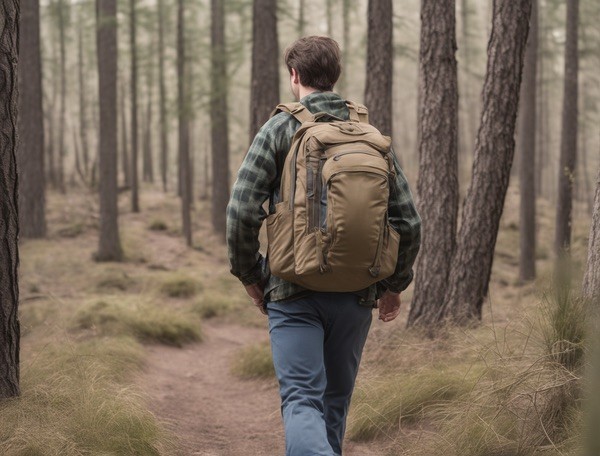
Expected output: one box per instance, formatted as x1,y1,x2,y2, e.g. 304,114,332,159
267,292,373,456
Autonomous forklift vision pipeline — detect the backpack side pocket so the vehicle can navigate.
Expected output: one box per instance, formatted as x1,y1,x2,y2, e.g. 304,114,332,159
266,202,295,281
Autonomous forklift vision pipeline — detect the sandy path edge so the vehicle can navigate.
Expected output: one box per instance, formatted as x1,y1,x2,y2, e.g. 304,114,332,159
137,321,387,456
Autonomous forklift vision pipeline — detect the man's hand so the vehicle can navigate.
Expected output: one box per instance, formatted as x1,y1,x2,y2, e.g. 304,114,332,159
245,283,267,315
377,290,401,322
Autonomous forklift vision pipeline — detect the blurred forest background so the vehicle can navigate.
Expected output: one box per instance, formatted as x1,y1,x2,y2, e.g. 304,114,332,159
1,0,600,455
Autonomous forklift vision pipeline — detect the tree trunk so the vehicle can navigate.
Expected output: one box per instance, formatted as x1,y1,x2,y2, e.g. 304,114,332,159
297,0,305,36
47,24,59,189
326,0,333,37
364,0,393,136
407,0,459,327
178,0,192,246
158,0,168,192
554,0,579,255
580,118,593,215
458,0,476,184
119,78,130,187
57,0,67,193
77,24,90,182
96,0,123,262
583,165,600,300
249,0,279,142
130,0,140,212
210,0,230,237
535,5,545,199
142,27,155,185
339,0,350,96
143,99,154,184
441,0,532,324
0,0,21,398
201,134,210,201
19,0,47,238
518,0,538,282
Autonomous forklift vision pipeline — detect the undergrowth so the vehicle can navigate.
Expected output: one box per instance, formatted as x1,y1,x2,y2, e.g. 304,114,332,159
74,298,202,347
0,337,177,456
231,342,275,380
159,274,202,298
349,282,589,456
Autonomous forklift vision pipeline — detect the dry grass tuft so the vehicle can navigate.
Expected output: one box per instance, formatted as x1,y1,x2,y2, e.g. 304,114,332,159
231,342,275,380
540,285,587,372
348,367,477,441
74,298,202,347
160,274,203,298
149,219,169,231
95,269,136,291
0,337,178,455
193,293,243,319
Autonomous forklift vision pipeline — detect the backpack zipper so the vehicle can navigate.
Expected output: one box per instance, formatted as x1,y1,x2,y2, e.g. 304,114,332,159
369,214,388,278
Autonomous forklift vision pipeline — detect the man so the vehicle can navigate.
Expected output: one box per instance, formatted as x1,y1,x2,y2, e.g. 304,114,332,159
226,36,421,456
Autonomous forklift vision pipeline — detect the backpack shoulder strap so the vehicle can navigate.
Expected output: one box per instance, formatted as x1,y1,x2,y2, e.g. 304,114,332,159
345,100,369,123
270,102,315,124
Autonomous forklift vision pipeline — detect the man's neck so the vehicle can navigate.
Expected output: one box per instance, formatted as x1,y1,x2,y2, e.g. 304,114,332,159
298,86,319,101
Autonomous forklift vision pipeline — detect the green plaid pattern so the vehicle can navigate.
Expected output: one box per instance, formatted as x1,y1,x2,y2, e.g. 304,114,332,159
226,91,421,305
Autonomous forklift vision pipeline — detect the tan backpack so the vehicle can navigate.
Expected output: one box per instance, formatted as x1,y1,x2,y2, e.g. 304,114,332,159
266,101,400,292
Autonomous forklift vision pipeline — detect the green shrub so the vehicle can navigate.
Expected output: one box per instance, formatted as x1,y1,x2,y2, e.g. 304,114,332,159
0,337,177,456
541,284,587,372
193,293,239,319
348,368,475,441
160,275,202,298
57,222,85,238
231,343,275,380
95,269,135,291
149,219,168,231
75,299,202,347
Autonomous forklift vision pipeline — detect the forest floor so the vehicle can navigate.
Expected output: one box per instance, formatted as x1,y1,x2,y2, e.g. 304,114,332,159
138,321,385,456
11,185,593,456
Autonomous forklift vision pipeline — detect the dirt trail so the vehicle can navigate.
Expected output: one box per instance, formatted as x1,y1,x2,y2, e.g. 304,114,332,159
139,321,386,456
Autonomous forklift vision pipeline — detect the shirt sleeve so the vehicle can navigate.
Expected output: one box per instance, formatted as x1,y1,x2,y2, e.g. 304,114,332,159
379,151,422,293
226,114,289,286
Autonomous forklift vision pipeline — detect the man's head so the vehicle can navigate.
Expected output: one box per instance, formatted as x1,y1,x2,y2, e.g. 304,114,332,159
284,36,342,100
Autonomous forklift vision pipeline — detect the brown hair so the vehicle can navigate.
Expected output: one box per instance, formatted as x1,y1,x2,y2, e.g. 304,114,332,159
284,36,342,92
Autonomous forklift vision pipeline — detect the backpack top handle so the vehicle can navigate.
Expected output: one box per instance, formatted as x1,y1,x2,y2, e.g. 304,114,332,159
345,101,369,123
271,103,315,124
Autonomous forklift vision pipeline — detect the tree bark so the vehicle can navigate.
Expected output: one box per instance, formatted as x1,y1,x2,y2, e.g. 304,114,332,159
119,78,130,187
583,165,600,300
458,0,476,160
535,5,546,200
326,0,333,37
441,0,532,324
249,0,279,142
210,0,230,237
19,0,47,238
46,24,59,188
142,22,155,185
158,0,168,192
339,0,350,96
130,0,140,212
178,0,192,246
57,0,67,193
96,0,123,262
407,0,459,327
0,0,21,398
77,13,90,181
518,0,538,282
554,0,579,255
364,0,393,136
297,0,305,36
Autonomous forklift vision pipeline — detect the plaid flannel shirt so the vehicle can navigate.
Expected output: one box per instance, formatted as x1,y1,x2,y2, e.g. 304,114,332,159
226,91,421,306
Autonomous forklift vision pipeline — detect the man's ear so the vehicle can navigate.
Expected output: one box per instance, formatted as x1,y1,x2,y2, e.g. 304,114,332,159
291,68,300,85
